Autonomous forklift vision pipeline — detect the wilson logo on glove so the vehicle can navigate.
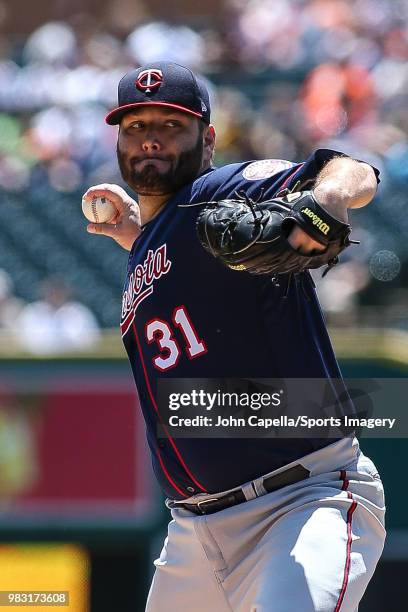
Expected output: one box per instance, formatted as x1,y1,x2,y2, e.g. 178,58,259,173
300,207,331,235
196,190,353,277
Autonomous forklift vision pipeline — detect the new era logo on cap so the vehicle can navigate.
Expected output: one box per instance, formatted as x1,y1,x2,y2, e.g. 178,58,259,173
105,61,211,125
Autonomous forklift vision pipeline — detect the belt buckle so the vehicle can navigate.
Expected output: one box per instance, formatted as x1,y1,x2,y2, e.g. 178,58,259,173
196,497,219,514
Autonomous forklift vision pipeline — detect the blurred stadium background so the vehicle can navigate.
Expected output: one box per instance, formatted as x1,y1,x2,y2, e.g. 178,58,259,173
0,0,407,610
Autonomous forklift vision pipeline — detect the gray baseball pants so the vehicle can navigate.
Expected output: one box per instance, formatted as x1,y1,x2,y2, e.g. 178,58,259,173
146,438,385,611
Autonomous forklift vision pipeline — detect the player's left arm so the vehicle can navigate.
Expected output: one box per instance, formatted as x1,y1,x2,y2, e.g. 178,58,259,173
289,157,378,254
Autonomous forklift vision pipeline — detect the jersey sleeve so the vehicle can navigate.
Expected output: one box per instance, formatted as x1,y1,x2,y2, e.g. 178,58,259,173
189,150,380,204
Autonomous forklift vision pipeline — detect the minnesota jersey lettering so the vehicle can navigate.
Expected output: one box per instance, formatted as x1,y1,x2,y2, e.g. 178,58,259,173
121,243,172,336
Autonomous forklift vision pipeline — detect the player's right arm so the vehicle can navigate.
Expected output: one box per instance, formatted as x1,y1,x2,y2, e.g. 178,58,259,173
83,184,141,251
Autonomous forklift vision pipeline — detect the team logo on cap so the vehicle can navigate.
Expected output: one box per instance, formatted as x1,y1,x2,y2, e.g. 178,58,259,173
136,69,163,94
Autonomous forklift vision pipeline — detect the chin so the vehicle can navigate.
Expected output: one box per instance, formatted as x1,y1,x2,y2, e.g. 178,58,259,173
127,169,174,195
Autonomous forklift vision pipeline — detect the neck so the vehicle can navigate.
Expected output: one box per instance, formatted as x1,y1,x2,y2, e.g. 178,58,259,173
138,194,170,225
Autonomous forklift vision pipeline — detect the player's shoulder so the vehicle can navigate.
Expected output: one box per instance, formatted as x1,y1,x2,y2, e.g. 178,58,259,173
192,162,247,192
190,159,296,202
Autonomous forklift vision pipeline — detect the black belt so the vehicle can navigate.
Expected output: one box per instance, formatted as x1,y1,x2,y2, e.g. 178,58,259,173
176,464,310,515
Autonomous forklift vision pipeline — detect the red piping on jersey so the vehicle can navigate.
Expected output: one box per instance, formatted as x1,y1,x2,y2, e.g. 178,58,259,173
121,287,154,336
156,447,187,498
132,322,208,495
279,163,305,193
334,470,358,612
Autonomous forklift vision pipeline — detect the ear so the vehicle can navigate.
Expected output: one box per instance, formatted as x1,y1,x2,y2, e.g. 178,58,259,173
203,124,216,163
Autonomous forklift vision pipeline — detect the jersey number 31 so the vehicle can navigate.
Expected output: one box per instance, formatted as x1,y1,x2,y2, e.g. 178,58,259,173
146,305,207,372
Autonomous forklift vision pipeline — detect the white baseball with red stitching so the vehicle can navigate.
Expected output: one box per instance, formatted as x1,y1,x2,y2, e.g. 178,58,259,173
82,196,116,223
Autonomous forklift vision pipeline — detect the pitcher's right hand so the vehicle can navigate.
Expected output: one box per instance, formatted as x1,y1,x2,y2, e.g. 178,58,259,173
83,184,141,252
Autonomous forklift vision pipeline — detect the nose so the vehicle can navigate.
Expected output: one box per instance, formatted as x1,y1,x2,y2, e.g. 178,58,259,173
142,129,162,153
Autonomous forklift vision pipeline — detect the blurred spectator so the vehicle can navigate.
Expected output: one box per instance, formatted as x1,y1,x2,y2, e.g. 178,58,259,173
0,269,25,331
23,22,77,66
300,60,377,142
16,278,100,355
126,22,205,69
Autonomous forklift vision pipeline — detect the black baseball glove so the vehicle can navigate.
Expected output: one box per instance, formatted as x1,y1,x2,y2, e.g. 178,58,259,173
196,190,355,276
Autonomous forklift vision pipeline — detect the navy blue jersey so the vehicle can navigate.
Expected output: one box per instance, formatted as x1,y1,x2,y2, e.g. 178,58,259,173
121,149,372,500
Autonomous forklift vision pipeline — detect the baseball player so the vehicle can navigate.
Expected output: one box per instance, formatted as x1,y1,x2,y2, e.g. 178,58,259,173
84,62,385,611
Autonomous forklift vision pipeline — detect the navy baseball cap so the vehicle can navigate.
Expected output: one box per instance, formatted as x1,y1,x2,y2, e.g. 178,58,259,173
105,61,211,125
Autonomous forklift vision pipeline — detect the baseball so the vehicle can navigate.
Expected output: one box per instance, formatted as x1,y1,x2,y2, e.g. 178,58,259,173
82,195,116,223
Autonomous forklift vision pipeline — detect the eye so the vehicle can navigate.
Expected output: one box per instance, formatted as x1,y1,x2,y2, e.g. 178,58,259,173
165,120,182,128
128,121,144,130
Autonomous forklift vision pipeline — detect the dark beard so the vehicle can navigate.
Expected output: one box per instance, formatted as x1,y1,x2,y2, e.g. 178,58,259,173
117,134,204,196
